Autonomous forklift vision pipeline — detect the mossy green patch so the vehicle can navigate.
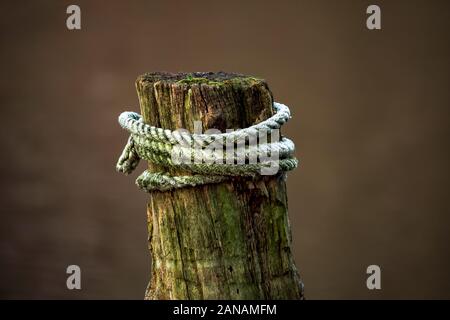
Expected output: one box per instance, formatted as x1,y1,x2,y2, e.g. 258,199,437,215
177,74,263,87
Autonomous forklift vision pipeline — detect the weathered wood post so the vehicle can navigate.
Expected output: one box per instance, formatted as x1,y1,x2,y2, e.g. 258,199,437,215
134,72,303,299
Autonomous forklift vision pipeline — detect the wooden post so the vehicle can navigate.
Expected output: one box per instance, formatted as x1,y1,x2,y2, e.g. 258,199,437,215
135,72,304,299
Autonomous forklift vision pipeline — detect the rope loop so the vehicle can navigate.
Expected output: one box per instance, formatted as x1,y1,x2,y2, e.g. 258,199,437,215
116,102,298,192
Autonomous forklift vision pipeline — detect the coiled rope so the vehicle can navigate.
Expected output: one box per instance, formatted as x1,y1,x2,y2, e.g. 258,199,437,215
116,102,298,192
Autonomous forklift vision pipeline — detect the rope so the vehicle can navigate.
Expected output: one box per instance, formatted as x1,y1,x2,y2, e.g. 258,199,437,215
116,102,298,192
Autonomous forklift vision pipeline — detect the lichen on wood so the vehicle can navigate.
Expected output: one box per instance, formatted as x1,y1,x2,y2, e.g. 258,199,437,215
136,72,304,299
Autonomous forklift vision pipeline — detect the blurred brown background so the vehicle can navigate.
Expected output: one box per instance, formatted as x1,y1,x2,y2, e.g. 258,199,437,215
1,0,449,299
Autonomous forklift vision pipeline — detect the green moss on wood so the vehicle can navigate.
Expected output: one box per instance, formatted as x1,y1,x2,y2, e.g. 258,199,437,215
176,74,263,87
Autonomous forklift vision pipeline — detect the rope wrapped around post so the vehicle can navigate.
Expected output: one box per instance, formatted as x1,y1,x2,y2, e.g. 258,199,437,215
116,102,298,192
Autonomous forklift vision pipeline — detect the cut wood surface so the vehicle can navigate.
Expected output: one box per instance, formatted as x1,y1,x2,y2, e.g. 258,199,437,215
136,72,304,299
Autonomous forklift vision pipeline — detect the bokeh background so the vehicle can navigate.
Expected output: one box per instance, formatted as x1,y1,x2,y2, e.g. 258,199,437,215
1,0,449,299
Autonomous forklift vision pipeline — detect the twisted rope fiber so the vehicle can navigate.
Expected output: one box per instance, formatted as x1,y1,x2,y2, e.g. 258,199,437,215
116,102,298,192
